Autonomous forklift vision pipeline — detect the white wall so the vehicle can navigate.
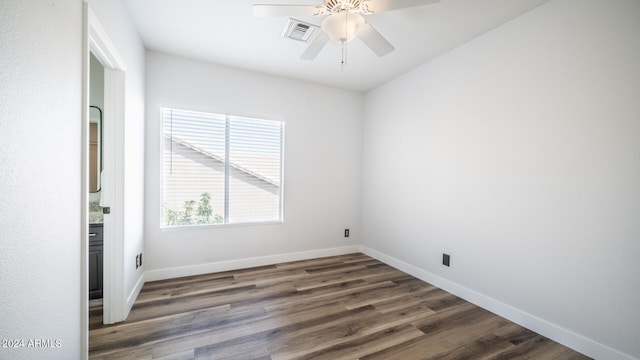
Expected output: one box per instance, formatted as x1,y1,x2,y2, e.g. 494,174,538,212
361,0,640,359
89,53,104,111
90,0,146,313
144,52,363,279
0,1,83,359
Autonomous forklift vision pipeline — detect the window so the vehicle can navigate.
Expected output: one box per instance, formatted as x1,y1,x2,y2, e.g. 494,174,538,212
161,108,284,227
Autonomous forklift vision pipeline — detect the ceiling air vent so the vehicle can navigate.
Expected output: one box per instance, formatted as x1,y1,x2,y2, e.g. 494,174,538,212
281,18,319,42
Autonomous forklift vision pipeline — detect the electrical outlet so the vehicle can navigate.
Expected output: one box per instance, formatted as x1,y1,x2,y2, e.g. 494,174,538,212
344,229,350,237
139,253,142,267
442,253,450,267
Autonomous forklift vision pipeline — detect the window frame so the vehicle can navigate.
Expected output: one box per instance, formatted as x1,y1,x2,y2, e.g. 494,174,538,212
159,107,285,229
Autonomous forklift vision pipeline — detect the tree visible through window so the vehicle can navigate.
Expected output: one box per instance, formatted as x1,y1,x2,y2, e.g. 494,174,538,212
162,108,284,227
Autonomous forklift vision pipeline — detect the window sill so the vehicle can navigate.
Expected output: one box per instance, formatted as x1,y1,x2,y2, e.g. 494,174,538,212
160,220,283,231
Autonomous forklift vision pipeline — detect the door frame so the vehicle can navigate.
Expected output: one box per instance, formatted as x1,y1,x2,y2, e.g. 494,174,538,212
82,2,128,347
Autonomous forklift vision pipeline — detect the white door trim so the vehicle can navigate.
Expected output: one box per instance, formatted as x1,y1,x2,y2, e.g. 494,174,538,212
101,68,126,324
84,3,128,332
81,4,90,358
88,9,126,72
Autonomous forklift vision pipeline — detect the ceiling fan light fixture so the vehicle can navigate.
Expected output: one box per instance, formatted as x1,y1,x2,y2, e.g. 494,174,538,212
321,11,365,43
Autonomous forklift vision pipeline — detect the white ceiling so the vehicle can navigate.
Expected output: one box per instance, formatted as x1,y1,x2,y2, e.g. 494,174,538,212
125,0,549,92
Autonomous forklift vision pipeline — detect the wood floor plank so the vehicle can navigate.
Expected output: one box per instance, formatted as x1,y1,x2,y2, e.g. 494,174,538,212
291,324,424,360
153,349,195,360
189,305,378,360
486,334,589,360
361,305,502,360
268,300,437,360
261,280,388,312
89,253,591,360
127,282,294,323
233,267,309,287
292,266,388,291
341,279,438,310
266,303,436,360
97,300,355,359
274,254,364,270
371,285,440,313
89,304,260,354
134,277,244,305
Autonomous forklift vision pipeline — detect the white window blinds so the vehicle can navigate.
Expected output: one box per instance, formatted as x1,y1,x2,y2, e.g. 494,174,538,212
162,108,284,227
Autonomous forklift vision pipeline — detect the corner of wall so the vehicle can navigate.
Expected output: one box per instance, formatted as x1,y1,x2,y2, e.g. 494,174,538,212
360,246,638,360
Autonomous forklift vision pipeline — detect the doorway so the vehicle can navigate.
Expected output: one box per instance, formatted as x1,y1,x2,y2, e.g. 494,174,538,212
84,5,128,330
88,54,104,305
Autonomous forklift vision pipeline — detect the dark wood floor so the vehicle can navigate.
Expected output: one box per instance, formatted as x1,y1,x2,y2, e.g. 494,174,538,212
89,253,590,359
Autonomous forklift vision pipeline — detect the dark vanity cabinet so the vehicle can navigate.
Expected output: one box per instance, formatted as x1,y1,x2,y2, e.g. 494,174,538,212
89,223,103,300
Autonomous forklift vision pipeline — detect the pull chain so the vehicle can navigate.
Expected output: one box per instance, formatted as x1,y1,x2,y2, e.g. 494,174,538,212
341,40,347,71
341,10,348,71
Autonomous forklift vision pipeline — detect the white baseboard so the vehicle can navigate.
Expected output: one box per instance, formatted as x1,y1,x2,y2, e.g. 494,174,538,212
125,272,145,316
361,246,637,360
144,245,361,282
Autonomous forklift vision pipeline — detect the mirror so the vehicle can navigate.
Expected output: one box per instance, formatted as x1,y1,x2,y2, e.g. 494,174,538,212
89,106,102,193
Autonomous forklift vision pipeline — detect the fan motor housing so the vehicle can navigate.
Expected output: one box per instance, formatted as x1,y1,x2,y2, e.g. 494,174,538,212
324,0,362,12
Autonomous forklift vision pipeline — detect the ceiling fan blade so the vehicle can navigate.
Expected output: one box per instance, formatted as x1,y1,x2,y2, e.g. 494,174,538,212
253,4,319,17
301,31,329,60
365,0,439,13
357,22,394,57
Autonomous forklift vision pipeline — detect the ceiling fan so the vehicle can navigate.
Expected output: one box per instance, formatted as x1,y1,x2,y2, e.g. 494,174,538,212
253,0,440,65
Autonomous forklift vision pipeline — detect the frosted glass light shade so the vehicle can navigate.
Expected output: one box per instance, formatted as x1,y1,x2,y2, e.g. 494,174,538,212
321,12,365,43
